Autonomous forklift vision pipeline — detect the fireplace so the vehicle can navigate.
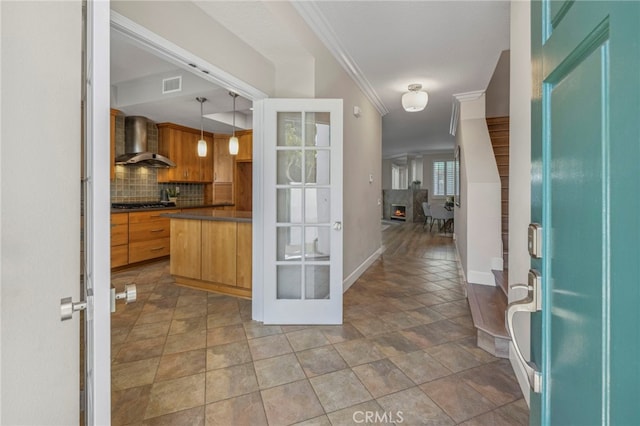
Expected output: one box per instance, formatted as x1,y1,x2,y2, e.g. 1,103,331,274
391,204,407,221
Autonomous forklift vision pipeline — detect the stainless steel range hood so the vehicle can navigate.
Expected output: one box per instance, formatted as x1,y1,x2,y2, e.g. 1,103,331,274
115,116,176,168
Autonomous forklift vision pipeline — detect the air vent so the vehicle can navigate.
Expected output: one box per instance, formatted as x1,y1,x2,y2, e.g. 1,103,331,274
162,76,182,94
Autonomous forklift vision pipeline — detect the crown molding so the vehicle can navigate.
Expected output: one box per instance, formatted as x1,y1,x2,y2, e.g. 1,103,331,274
292,2,389,116
449,90,486,135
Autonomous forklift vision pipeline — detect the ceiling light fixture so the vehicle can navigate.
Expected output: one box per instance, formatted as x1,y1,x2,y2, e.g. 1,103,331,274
196,97,207,157
402,84,428,112
229,92,239,155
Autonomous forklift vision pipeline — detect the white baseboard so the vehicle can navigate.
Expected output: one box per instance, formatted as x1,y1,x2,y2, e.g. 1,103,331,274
343,246,383,293
509,343,531,407
491,256,503,271
467,270,496,286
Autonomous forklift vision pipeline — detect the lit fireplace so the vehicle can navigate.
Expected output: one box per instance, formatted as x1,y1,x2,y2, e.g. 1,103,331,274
391,204,407,221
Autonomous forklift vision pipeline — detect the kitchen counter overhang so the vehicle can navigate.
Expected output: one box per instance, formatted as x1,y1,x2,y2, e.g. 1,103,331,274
161,208,251,222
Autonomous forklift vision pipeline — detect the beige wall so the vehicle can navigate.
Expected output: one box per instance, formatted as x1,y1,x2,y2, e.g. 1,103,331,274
113,1,383,285
509,0,532,405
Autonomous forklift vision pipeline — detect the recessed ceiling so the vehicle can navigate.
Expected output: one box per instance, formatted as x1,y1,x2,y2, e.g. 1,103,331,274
110,30,252,134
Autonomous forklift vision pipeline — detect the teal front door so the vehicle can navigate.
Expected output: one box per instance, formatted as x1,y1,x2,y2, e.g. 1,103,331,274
530,1,640,424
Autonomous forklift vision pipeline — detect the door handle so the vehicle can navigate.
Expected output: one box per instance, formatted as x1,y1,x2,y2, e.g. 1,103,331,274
506,269,543,393
111,284,137,313
333,221,342,230
60,297,87,321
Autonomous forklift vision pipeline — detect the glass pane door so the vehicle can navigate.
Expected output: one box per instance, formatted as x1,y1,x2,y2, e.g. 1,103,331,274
263,100,342,324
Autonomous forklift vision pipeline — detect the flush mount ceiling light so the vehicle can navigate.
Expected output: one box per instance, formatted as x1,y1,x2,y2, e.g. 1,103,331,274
228,92,239,155
196,97,207,157
402,84,428,112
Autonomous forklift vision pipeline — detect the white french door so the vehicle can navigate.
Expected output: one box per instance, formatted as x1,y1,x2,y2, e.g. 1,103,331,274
261,99,343,324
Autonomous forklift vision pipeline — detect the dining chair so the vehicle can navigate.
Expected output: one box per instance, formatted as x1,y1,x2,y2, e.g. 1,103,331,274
430,204,454,232
422,202,432,228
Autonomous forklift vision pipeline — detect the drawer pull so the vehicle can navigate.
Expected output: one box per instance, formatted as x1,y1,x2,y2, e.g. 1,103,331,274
149,214,161,218
150,246,165,251
150,229,164,233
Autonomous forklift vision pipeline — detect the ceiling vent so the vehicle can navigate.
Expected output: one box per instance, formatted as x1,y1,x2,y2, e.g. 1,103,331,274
162,76,182,94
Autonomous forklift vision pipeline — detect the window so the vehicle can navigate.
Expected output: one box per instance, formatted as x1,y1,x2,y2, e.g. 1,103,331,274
433,160,455,196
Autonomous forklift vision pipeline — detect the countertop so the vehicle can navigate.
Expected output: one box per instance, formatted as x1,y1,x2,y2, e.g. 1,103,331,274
110,202,234,213
162,208,252,223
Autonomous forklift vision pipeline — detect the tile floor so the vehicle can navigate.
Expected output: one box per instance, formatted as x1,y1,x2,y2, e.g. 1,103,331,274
110,222,528,425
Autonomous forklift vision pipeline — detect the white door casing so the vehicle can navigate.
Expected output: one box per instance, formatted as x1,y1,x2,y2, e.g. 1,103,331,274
261,99,343,325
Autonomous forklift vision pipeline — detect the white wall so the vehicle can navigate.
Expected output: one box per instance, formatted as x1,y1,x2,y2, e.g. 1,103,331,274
454,94,502,286
1,1,82,422
111,1,276,97
485,50,511,118
509,0,532,406
113,1,383,290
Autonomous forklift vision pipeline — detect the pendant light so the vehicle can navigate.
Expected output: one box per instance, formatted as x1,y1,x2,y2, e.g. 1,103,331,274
196,97,207,157
402,84,428,112
228,92,239,155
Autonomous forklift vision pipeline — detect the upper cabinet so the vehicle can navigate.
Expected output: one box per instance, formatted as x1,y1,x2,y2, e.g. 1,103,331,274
157,123,213,183
236,130,253,162
110,109,121,181
213,134,234,183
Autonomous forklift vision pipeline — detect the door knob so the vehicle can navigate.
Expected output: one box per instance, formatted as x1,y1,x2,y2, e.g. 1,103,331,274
111,284,137,313
60,297,87,321
333,221,342,230
506,269,543,392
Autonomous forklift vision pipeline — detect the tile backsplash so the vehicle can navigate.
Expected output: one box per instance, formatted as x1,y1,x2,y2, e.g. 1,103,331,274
110,113,205,205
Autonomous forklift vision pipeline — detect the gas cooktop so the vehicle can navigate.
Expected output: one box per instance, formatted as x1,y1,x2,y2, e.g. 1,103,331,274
111,202,176,210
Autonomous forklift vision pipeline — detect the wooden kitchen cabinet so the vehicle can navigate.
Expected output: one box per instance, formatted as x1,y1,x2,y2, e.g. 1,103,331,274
170,219,201,280
213,135,233,183
213,134,234,204
234,130,252,211
202,221,237,286
157,123,213,183
167,212,252,298
128,209,178,264
110,109,121,181
111,213,129,268
236,223,252,289
236,130,253,162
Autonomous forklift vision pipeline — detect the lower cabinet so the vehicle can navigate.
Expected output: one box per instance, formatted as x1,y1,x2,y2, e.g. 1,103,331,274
111,213,129,268
202,221,237,286
128,210,178,264
169,218,252,297
236,222,252,289
170,219,202,280
111,210,179,269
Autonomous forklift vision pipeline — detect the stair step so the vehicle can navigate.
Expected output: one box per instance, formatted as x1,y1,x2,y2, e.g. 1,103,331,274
486,116,510,124
467,282,510,358
492,145,509,156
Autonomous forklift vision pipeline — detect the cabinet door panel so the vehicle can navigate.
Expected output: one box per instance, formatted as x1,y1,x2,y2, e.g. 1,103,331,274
202,221,237,286
111,213,128,246
129,237,170,263
236,223,252,289
214,135,233,183
129,220,170,242
170,219,201,279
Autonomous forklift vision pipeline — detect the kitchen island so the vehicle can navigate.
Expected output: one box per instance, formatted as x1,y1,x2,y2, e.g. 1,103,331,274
162,209,252,298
